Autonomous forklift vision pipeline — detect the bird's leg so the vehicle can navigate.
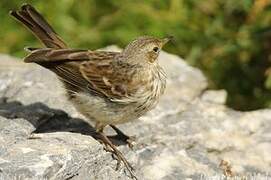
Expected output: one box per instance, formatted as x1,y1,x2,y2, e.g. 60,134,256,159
109,125,136,149
95,124,137,179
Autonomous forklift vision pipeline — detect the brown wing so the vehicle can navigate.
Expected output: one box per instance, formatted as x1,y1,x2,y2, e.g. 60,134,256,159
80,60,131,100
24,48,131,100
24,48,117,62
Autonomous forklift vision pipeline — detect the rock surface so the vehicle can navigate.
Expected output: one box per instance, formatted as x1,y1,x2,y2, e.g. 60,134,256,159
0,48,270,180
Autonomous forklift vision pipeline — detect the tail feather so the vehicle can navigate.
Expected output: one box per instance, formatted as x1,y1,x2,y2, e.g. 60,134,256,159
10,4,67,48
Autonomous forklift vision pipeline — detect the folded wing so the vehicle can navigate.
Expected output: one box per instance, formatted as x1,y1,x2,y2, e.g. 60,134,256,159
24,48,131,101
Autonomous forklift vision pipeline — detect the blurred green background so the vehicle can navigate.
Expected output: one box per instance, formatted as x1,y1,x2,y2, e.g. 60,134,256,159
1,0,271,111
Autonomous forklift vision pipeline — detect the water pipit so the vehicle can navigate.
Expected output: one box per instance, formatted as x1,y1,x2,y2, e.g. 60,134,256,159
10,4,169,179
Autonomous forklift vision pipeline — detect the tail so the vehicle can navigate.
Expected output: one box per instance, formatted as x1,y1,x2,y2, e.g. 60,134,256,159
9,4,67,49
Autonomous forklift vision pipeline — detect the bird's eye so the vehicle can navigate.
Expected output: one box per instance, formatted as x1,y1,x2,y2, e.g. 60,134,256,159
153,47,159,53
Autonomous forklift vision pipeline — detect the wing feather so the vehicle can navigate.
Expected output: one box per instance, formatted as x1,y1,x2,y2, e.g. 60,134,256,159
24,48,131,100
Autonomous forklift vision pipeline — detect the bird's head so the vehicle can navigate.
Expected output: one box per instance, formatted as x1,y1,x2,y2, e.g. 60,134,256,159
122,36,172,65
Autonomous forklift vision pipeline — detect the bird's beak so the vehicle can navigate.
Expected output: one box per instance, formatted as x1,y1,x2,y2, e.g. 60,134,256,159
161,36,173,46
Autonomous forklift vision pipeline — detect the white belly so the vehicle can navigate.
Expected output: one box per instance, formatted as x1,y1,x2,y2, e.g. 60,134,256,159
70,92,141,125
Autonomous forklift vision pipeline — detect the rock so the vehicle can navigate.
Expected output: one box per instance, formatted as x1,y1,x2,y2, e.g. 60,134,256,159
201,90,227,104
0,49,270,180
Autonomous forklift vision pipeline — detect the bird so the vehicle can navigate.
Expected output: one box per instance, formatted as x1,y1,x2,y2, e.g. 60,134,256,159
10,4,169,179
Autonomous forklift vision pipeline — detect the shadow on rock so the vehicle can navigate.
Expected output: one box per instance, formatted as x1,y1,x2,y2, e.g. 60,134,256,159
0,97,96,135
0,97,129,146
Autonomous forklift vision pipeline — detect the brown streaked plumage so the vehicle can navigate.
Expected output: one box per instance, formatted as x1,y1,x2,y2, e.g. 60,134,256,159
10,4,170,179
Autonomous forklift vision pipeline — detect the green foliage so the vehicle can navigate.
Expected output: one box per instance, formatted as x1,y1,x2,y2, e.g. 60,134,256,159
1,0,271,110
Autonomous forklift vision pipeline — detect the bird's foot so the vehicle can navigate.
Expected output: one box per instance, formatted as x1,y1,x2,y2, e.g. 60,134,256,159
109,125,136,149
97,131,138,180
